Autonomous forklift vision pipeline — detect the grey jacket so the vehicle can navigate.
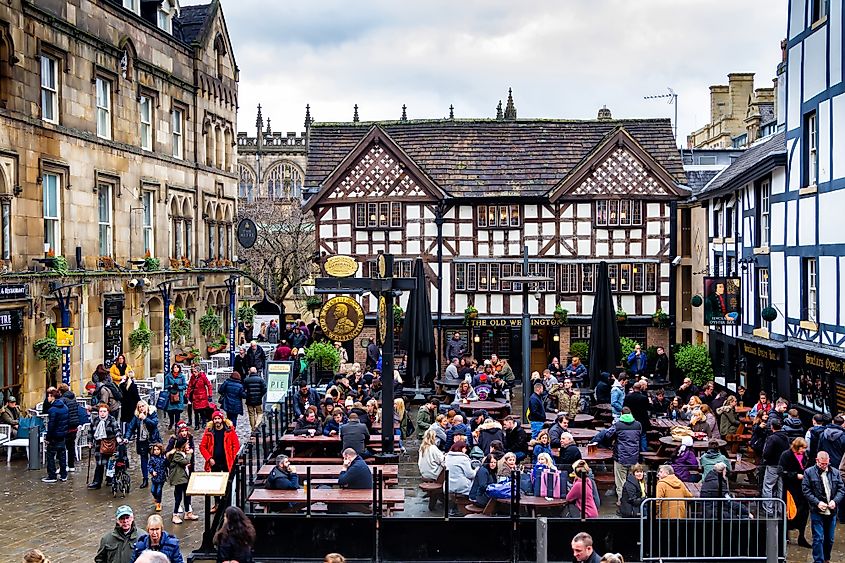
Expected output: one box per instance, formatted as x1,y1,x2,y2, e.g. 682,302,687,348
340,420,371,456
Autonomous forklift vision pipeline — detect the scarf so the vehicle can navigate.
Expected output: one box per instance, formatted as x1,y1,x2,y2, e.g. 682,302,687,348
139,420,149,442
94,417,108,441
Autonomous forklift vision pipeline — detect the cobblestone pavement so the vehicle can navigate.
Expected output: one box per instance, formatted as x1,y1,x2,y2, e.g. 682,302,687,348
0,412,253,563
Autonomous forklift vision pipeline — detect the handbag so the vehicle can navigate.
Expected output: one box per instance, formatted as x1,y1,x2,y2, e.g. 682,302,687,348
786,491,797,520
486,477,513,500
100,437,117,456
156,391,169,411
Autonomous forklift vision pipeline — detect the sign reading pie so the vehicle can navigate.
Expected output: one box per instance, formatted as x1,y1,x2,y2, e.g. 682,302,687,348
324,255,359,278
319,296,365,342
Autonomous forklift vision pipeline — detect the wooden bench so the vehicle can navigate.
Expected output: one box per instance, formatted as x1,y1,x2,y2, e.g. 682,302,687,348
257,463,398,480
286,456,395,465
419,469,446,510
249,487,405,515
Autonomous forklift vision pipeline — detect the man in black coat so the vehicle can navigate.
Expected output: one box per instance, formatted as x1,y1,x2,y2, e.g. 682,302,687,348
58,382,80,471
502,416,529,462
622,381,651,450
761,419,790,516
243,367,268,431
652,346,669,380
340,413,371,457
556,432,583,473
366,338,379,371
246,341,267,374
266,455,300,490
802,451,845,562
334,448,373,514
233,346,249,378
43,388,69,483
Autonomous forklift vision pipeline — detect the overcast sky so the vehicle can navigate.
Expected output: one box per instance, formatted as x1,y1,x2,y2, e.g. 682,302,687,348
192,0,788,145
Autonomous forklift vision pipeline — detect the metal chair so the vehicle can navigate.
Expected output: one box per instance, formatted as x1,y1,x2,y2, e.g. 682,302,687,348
75,422,91,461
0,423,10,446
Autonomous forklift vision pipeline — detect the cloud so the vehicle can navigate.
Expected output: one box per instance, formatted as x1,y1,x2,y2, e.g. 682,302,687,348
189,0,788,143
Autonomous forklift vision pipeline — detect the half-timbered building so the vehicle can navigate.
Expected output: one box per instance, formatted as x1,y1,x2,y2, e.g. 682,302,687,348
303,107,688,374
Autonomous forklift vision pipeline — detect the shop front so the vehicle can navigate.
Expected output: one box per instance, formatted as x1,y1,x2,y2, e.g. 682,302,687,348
788,345,845,417
467,317,564,376
735,335,787,402
0,307,23,402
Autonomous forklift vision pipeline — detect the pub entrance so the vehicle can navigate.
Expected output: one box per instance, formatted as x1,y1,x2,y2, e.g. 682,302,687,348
470,317,560,377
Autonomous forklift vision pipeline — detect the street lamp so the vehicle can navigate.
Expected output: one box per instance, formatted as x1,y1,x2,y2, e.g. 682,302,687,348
500,245,552,424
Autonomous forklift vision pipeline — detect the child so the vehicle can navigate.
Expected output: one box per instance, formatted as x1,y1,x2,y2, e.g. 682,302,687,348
148,443,166,512
532,430,554,461
166,437,197,524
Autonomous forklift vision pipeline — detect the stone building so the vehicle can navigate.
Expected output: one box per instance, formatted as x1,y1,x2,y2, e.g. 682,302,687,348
0,0,239,406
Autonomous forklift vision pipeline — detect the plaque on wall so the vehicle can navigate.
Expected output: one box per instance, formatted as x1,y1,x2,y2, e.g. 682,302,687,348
104,297,124,368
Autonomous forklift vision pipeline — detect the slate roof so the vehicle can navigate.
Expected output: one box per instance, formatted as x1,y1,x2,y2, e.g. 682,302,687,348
685,170,722,196
758,102,775,125
305,119,687,198
699,131,786,197
176,4,212,44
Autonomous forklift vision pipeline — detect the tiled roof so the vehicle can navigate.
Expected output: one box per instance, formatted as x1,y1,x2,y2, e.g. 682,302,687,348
758,103,775,125
305,119,687,198
685,170,722,196
176,4,212,44
699,132,785,197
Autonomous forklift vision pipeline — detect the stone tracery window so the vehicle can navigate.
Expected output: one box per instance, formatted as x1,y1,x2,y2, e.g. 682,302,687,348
265,162,303,200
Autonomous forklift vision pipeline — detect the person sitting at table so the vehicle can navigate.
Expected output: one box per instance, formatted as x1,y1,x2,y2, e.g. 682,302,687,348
690,409,712,437
489,439,506,460
459,358,477,381
433,414,449,451
323,408,348,437
332,448,374,514
671,436,699,482
655,464,692,518
293,408,323,436
489,372,509,402
594,372,612,405
446,414,472,449
547,357,564,380
340,413,371,457
783,408,805,441
532,430,554,461
681,395,702,420
676,377,699,405
531,452,564,497
700,439,730,479
700,404,720,440
665,396,684,421
266,454,300,490
474,417,504,456
502,416,530,462
348,401,372,432
566,460,598,517
700,461,750,519
541,369,559,393
445,442,477,497
557,432,582,473
498,451,533,495
618,463,647,518
550,378,580,420
444,357,461,382
491,354,516,388
469,409,489,432
469,455,499,508
472,373,493,400
293,382,321,419
418,427,446,481
565,356,587,383
0,395,22,439
717,395,740,437
649,390,670,415
548,413,570,448
698,382,716,406
456,380,478,402
748,391,772,418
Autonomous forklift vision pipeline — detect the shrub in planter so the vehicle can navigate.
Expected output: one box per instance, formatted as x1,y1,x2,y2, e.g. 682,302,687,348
569,341,589,362
652,308,670,328
616,308,628,322
554,305,569,324
33,325,62,375
619,336,640,366
305,295,323,311
305,341,341,373
761,306,778,322
674,343,714,387
129,318,153,358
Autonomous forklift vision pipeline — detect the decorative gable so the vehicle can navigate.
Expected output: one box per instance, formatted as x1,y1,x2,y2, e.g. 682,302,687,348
329,143,427,200
549,127,687,201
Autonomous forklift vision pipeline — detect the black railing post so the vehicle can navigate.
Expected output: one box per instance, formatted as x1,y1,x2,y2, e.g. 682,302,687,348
443,468,450,520
306,466,312,517
580,471,587,521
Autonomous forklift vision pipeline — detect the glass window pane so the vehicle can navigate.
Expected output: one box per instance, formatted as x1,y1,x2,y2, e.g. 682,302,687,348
477,206,487,227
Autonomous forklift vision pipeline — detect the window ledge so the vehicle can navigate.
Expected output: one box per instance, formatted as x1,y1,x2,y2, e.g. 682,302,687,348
753,246,770,255
713,237,724,244
724,237,735,244
799,320,819,331
811,16,828,30
799,185,818,196
752,327,770,339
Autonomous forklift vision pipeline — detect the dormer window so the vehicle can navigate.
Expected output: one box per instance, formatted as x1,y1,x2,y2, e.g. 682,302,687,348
122,0,139,15
158,9,172,33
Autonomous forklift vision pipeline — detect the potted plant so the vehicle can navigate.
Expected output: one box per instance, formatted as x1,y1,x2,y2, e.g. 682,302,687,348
207,334,228,355
170,307,192,347
237,301,256,325
553,305,569,324
674,344,714,387
199,307,223,340
129,318,153,359
690,294,703,308
619,337,640,367
51,255,69,276
181,256,191,268
33,325,62,386
652,308,670,328
616,308,628,322
305,295,323,312
464,305,478,325
305,341,341,375
186,346,200,361
143,252,160,272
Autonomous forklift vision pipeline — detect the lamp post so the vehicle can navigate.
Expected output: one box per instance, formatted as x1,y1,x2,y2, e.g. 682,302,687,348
223,275,239,366
157,281,174,376
500,246,552,424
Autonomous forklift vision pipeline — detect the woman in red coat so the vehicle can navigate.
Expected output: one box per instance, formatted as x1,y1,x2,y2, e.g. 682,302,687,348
187,365,213,430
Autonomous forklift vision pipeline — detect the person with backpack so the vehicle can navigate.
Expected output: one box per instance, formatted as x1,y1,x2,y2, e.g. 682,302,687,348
164,364,187,430
594,406,642,501
95,368,124,421
42,388,69,484
88,402,123,490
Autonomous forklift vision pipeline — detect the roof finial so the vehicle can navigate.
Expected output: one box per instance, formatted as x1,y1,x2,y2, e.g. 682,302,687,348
504,88,516,120
304,104,312,128
597,105,613,121
256,104,264,130
496,100,503,120
449,104,454,120
265,117,272,134
353,104,359,123
401,104,407,122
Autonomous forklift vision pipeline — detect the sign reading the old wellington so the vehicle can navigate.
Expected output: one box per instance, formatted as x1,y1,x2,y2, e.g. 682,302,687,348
319,296,365,342
325,255,359,278
236,218,257,249
469,317,563,328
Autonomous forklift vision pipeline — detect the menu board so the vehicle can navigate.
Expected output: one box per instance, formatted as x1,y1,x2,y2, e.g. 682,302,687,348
103,297,124,368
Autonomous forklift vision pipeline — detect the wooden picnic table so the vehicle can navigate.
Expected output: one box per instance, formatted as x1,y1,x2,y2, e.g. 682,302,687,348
248,487,405,515
650,418,690,431
545,412,594,426
593,403,612,412
457,400,510,415
731,459,756,475
735,406,751,415
371,421,400,432
280,433,382,456
256,463,399,480
658,436,726,452
578,446,613,462
493,495,568,516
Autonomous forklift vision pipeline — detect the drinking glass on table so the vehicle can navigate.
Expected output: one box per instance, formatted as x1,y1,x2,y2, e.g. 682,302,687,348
308,429,316,437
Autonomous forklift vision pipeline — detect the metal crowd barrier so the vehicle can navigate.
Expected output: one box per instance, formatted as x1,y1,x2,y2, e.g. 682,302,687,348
639,497,786,563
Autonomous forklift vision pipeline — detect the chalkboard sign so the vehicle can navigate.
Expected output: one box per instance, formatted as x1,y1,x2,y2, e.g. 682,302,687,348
104,297,124,368
265,361,293,405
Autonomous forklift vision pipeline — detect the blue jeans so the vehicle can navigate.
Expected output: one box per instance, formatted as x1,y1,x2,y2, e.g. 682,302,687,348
810,512,836,563
151,481,164,503
46,439,67,480
530,421,545,439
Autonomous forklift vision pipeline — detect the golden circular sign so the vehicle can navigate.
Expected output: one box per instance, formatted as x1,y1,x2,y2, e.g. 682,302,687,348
377,254,387,278
325,255,359,278
319,296,365,342
377,295,387,346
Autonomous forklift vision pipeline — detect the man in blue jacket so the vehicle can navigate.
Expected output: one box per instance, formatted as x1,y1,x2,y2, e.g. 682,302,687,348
333,448,373,514
626,344,647,378
528,381,547,439
266,454,300,490
43,388,69,484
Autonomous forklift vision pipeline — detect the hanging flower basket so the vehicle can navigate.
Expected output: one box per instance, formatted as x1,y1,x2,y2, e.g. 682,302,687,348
652,308,670,328
464,305,478,325
305,295,323,312
616,309,628,323
690,294,703,308
554,305,569,324
761,306,778,322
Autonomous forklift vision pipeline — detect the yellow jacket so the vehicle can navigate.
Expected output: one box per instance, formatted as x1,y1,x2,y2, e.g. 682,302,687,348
109,362,132,384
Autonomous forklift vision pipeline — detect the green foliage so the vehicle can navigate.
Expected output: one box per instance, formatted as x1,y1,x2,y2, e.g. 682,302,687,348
761,306,778,322
674,344,714,386
652,308,669,328
52,256,69,276
569,341,589,361
464,305,478,325
143,256,161,272
305,341,341,373
305,295,323,311
616,308,628,321
619,337,640,365
237,301,255,324
33,325,61,373
170,307,192,344
199,307,223,339
393,305,404,324
554,305,569,324
129,318,153,358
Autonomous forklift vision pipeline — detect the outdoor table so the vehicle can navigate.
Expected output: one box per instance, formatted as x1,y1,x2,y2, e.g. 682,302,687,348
593,403,612,412
248,487,405,515
280,433,382,456
493,495,568,516
457,400,510,416
735,406,752,415
578,446,613,462
256,463,399,484
657,436,726,452
650,418,690,432
545,413,594,426
371,421,400,432
731,459,756,475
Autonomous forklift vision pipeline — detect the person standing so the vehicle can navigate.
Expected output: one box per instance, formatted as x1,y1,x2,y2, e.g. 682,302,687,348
655,465,693,518
445,332,466,362
622,381,651,450
610,374,627,422
132,514,184,562
243,367,268,431
217,371,245,428
246,341,267,375
125,400,162,489
164,364,187,430
652,346,669,380
762,419,790,515
118,370,141,434
200,410,240,474
366,338,380,372
42,388,69,484
213,506,255,563
88,403,123,489
340,413,371,457
57,383,80,472
109,354,132,385
527,381,547,439
603,407,642,502
802,451,845,563
166,437,197,524
186,366,213,430
780,437,812,548
95,505,141,563
274,340,292,361
266,319,280,345
233,346,249,378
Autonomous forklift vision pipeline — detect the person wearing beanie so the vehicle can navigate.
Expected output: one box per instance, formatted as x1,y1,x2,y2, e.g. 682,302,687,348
199,410,240,514
670,435,699,482
596,406,642,499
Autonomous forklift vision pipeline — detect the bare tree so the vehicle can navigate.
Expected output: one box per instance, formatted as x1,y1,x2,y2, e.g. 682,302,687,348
237,199,315,309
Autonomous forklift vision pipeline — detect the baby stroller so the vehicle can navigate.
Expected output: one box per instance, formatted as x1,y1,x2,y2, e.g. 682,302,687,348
111,442,131,498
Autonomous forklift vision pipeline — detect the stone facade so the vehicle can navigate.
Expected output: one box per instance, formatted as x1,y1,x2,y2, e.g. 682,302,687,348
0,0,239,406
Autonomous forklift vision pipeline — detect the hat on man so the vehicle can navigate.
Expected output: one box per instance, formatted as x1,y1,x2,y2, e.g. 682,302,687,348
115,505,133,519
212,410,225,420
6,396,16,403
479,374,488,382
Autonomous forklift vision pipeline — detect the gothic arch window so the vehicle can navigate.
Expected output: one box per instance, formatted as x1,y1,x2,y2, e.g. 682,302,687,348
238,164,255,201
118,38,136,81
213,34,227,79
0,22,18,108
265,161,304,200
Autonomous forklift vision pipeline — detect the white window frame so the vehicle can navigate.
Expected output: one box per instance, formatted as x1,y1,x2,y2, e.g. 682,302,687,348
759,179,771,247
355,202,402,229
806,258,817,321
42,172,61,255
596,200,642,227
171,108,184,159
560,263,578,293
139,95,152,151
98,183,113,256
96,77,112,140
158,7,172,33
123,0,139,14
476,204,520,228
142,191,154,256
806,112,817,187
758,268,769,320
40,55,58,124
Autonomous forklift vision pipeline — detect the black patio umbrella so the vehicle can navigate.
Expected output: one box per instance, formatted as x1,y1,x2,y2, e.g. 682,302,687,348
399,258,436,391
588,261,622,388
